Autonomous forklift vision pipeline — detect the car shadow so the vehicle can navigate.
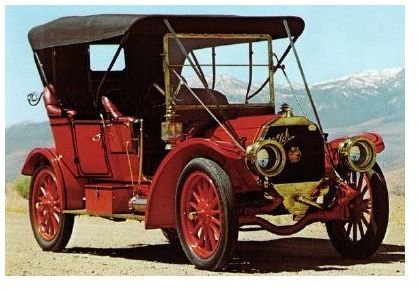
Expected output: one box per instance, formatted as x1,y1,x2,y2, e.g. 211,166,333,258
63,237,404,274
227,238,404,273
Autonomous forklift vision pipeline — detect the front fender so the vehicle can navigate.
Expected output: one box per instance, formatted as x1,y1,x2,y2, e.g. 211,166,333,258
327,132,385,165
145,138,258,229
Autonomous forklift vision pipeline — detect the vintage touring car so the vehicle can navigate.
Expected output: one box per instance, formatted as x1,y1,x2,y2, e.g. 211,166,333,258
23,14,389,270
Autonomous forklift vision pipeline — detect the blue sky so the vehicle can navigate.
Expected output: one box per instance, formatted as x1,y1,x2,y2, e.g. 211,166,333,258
5,5,404,126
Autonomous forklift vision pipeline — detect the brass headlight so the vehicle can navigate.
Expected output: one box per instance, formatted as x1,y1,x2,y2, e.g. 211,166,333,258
246,139,286,177
338,137,376,172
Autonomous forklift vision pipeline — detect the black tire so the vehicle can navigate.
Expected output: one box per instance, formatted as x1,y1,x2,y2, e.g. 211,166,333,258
29,166,74,251
161,228,180,245
326,164,389,259
175,158,238,270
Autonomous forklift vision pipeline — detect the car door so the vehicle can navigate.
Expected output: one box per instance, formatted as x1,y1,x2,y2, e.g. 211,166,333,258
73,121,110,175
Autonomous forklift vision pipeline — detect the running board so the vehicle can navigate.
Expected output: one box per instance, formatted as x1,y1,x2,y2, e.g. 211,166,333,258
63,209,145,221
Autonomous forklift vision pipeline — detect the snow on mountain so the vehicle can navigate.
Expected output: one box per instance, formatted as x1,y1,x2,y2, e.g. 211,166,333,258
186,68,404,169
309,68,404,102
187,68,404,128
312,68,404,90
304,68,405,127
6,68,404,182
186,74,269,103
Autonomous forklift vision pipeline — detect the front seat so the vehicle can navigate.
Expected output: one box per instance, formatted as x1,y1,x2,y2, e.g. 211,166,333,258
101,95,135,123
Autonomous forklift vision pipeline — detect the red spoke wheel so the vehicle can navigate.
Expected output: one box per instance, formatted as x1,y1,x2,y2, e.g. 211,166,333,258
326,164,389,259
29,166,74,251
176,158,237,270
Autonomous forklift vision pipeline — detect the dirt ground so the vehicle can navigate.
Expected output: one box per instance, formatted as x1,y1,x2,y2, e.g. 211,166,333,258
5,191,404,276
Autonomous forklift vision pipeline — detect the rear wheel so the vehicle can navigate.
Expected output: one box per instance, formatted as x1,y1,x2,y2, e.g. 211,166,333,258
161,228,179,245
326,164,389,259
29,166,74,251
175,158,238,270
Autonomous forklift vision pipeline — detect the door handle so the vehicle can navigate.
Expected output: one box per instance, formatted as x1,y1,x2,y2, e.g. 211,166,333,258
92,133,101,142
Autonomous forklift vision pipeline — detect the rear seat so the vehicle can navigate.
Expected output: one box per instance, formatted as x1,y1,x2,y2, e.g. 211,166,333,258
43,84,77,119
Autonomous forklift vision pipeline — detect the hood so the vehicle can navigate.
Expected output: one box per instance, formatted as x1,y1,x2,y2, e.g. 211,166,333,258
209,114,277,146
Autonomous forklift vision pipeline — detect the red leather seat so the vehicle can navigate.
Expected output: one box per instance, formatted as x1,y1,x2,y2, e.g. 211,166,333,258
43,85,77,118
101,95,122,119
101,95,134,122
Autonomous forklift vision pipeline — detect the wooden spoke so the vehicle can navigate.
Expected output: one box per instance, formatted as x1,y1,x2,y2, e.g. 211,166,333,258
357,220,365,238
353,222,358,242
180,171,223,259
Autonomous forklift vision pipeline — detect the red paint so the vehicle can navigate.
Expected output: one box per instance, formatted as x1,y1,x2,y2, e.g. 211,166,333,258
239,177,361,235
48,118,79,175
30,167,62,241
145,138,259,228
74,123,110,175
85,184,133,214
239,206,345,236
179,171,223,259
21,147,85,210
345,172,374,242
327,132,385,167
209,114,277,146
327,132,385,153
23,14,390,269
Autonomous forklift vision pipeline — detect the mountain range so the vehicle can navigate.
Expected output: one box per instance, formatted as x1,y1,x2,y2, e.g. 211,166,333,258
5,68,404,183
189,68,404,170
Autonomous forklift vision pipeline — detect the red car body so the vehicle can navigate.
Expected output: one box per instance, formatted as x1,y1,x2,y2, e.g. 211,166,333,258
22,14,389,270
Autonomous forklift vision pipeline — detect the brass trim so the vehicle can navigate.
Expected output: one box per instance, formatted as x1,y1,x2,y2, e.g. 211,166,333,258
338,136,376,172
163,33,275,116
91,133,101,142
273,180,329,216
258,116,317,140
137,119,144,183
295,196,323,209
273,180,329,197
175,103,274,110
246,139,286,177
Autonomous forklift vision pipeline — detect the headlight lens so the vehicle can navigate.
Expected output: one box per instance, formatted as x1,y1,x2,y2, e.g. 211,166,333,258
338,137,376,172
348,145,361,162
246,140,286,177
256,148,270,168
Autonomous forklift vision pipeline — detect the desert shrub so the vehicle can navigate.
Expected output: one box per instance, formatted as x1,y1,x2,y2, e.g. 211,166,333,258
13,176,31,199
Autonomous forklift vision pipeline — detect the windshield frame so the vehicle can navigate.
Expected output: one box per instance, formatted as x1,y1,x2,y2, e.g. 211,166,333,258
163,33,275,111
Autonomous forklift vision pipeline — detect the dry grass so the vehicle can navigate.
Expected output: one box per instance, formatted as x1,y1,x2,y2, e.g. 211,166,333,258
385,167,405,196
5,183,28,214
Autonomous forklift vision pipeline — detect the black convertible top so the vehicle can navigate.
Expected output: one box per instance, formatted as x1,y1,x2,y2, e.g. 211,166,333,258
28,14,305,50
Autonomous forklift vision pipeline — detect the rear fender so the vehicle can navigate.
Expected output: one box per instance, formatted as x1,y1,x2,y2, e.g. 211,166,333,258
21,148,85,209
21,147,62,177
327,132,385,166
145,138,258,229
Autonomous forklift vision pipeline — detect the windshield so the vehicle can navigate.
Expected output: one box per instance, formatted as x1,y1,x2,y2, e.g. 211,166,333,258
164,34,274,107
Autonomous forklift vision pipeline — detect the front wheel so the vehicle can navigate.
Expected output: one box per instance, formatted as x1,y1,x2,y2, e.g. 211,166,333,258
326,164,389,259
175,158,238,270
29,166,74,251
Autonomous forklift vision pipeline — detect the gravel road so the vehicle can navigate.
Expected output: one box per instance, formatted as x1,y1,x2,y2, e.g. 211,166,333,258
5,195,404,276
